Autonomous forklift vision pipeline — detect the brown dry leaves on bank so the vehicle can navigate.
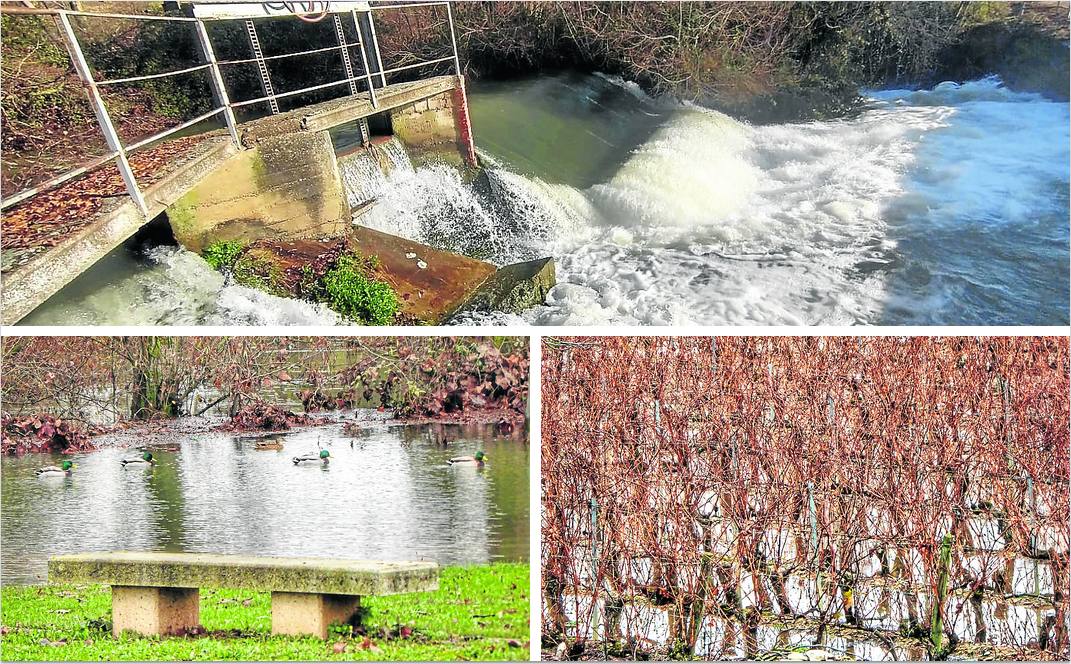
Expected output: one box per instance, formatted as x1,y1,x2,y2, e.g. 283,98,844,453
1,414,96,455
1,135,206,251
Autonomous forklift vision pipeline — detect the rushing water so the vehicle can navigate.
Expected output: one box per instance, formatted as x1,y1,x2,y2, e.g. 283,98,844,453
462,73,1071,325
19,72,1069,325
0,417,529,585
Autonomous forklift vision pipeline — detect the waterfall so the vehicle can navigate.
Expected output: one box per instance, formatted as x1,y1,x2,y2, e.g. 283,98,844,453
338,137,414,209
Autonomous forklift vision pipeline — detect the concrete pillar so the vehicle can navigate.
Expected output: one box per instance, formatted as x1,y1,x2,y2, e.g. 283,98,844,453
451,75,478,168
271,592,361,639
111,585,199,637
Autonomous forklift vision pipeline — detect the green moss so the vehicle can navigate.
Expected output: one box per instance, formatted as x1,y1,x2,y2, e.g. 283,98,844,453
0,564,529,661
232,252,287,297
202,243,287,297
249,151,270,189
166,192,199,238
0,15,69,67
321,254,399,326
201,240,245,271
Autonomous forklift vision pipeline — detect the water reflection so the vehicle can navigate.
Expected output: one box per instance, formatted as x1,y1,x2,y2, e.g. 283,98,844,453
1,418,529,585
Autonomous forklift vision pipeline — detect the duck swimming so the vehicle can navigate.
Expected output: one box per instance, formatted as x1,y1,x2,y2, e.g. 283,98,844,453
120,451,155,467
293,449,330,465
36,461,75,477
448,451,487,466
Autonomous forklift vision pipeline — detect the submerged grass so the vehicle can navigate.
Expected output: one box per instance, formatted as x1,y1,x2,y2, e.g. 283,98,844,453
0,563,529,661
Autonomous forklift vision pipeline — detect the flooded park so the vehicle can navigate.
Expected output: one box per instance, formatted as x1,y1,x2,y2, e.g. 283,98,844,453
1,417,529,586
0,336,531,660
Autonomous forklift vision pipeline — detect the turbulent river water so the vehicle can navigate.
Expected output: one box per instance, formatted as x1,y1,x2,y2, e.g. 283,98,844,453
21,72,1069,326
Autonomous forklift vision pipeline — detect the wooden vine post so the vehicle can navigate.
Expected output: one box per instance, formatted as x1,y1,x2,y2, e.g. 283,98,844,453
931,533,954,656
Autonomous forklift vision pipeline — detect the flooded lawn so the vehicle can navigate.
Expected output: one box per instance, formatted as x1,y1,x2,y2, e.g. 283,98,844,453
1,414,529,585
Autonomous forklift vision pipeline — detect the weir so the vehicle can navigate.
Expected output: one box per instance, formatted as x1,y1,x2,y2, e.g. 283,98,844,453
0,2,554,325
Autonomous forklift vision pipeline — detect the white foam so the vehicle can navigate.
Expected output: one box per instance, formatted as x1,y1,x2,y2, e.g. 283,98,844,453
488,76,1067,325
32,76,1063,326
22,246,342,326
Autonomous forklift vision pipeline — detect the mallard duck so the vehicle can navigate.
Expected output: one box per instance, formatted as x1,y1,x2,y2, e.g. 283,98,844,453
120,451,155,467
255,440,284,450
293,449,329,465
448,451,487,465
36,460,75,477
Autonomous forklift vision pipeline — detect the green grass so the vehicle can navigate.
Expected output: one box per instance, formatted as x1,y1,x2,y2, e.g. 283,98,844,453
201,240,246,272
321,253,400,325
0,563,529,661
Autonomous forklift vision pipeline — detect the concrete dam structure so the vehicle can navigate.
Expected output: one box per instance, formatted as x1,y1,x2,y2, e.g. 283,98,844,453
0,2,553,325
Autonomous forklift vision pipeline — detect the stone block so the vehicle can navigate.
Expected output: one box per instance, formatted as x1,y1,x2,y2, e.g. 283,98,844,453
390,100,459,151
111,585,199,637
49,551,439,596
456,256,556,315
271,592,361,639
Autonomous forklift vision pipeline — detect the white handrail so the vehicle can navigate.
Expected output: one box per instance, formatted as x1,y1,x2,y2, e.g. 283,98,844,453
219,42,360,66
123,107,227,152
1,1,460,212
0,152,119,210
229,56,453,109
379,55,454,76
64,10,199,22
230,77,361,108
97,63,214,86
369,2,450,11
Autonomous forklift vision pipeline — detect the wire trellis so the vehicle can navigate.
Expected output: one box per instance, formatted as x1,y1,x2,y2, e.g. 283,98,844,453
541,336,1069,660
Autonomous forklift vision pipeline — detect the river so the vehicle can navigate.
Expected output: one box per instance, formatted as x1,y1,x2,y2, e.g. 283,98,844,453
19,73,1069,326
1,416,529,585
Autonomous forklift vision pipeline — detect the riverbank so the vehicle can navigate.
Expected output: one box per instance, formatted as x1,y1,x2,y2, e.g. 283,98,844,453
0,563,528,661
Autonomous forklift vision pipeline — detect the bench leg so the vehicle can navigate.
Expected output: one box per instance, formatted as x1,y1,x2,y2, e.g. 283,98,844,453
111,586,199,637
271,592,361,639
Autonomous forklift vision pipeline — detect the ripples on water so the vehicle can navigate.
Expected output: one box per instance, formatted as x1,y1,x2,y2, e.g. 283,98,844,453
20,74,1069,326
1,419,529,585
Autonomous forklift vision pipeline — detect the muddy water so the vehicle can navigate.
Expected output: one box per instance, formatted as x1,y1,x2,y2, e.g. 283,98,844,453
0,416,529,585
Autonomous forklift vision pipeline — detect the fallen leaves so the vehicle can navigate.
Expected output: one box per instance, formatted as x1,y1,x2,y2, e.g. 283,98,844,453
1,413,96,456
220,402,313,432
1,135,207,252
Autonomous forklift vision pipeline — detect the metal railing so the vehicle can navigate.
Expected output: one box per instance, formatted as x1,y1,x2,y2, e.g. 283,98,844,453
0,1,459,215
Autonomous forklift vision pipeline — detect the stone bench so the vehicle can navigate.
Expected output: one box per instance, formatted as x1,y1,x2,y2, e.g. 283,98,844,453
48,551,438,639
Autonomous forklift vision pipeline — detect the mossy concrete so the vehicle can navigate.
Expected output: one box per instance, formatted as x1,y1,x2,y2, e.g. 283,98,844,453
49,551,439,596
271,592,361,639
164,132,348,253
457,257,556,315
390,90,459,152
240,76,458,142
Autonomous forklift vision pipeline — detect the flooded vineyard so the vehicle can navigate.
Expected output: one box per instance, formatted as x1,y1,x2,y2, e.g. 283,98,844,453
541,337,1069,661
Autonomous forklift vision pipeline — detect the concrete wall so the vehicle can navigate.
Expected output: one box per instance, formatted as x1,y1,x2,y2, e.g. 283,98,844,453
389,91,457,150
388,77,477,167
166,131,348,253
